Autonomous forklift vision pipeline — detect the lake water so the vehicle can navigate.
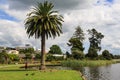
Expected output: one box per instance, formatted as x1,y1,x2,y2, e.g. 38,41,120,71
80,63,120,80
47,63,120,80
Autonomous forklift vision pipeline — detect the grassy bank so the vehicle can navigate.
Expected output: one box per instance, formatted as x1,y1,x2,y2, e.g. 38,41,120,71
61,60,115,69
0,70,83,80
0,64,83,80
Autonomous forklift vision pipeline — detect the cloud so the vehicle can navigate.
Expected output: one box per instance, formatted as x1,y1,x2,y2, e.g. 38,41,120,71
0,0,120,54
7,0,97,10
0,20,27,46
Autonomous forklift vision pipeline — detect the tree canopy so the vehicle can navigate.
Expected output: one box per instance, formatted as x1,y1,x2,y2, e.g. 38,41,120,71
86,28,104,59
49,45,62,54
73,26,85,42
24,1,63,70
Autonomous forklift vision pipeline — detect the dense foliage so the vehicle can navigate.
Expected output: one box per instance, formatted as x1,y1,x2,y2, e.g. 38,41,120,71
102,50,112,60
68,26,85,60
49,45,62,54
86,28,104,59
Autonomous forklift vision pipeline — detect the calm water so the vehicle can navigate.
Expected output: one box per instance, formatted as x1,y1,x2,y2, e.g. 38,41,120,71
47,63,120,80
80,63,120,80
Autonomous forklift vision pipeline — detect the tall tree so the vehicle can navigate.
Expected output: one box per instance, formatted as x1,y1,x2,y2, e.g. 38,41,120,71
68,38,84,51
67,26,85,59
68,26,85,51
49,45,62,54
73,26,85,42
25,1,63,70
87,28,104,59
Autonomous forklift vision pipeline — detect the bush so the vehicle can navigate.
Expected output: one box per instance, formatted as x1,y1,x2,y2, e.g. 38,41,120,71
72,50,85,60
98,55,105,60
102,50,112,60
86,47,98,59
8,54,20,61
46,54,55,61
25,53,32,59
35,54,41,60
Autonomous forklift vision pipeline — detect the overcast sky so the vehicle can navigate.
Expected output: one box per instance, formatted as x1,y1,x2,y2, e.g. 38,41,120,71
0,0,120,54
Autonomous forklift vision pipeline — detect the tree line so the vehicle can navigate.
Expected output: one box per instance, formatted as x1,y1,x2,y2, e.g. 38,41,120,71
66,26,115,60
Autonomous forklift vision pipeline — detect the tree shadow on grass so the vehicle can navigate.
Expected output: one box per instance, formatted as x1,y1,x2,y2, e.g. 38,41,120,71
0,69,36,72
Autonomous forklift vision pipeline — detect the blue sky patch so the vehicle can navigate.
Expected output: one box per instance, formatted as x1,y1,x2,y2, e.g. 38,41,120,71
0,9,19,21
0,0,8,4
106,0,114,3
96,0,114,6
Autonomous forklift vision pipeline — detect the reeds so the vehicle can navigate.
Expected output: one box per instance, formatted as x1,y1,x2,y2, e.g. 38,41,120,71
61,60,114,69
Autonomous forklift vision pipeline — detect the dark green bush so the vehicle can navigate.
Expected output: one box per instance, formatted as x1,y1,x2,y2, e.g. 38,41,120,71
72,50,85,60
102,50,112,60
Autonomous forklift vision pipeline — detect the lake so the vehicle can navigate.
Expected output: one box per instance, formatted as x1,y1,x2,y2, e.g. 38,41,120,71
48,63,120,80
80,63,120,80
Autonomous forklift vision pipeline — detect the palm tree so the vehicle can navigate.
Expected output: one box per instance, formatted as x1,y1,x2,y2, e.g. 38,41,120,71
25,1,63,70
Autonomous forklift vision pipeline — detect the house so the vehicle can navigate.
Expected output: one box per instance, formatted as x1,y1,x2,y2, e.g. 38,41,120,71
15,44,35,51
53,54,67,59
6,50,19,55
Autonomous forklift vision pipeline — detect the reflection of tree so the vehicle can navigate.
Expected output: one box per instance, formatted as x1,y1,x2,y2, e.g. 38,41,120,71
89,67,100,80
99,66,111,80
82,67,100,80
83,66,112,80
79,67,85,73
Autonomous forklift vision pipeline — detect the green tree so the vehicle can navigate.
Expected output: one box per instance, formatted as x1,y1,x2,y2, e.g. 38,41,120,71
68,26,85,59
0,50,9,64
73,26,85,42
25,53,32,59
35,53,41,60
86,47,98,59
19,48,34,54
25,1,63,70
102,50,112,60
86,28,104,59
8,54,20,61
49,45,62,54
68,38,84,52
72,50,85,60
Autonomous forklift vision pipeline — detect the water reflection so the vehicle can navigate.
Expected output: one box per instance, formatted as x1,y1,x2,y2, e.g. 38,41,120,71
81,63,120,80
47,63,120,80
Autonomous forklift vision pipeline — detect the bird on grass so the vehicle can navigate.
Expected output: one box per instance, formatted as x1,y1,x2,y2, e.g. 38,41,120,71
25,73,29,76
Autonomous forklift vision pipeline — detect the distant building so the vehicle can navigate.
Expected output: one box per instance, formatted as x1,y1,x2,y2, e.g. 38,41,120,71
15,44,34,50
53,54,67,59
6,50,19,55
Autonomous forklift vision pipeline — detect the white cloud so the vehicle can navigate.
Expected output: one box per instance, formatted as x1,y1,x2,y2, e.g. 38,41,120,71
0,0,120,54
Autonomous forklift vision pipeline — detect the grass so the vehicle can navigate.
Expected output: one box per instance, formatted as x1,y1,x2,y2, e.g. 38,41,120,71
61,60,115,69
0,64,83,80
0,70,83,80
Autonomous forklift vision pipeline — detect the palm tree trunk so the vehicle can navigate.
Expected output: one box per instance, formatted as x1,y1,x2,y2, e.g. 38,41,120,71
40,33,46,70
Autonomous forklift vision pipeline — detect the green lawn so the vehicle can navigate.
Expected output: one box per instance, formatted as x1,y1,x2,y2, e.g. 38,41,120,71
0,70,82,80
0,64,83,80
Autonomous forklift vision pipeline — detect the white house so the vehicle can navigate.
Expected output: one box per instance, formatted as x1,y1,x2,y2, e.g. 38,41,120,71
53,54,67,59
6,50,19,55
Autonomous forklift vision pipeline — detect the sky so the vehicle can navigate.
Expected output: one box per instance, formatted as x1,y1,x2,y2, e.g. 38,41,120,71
0,0,120,54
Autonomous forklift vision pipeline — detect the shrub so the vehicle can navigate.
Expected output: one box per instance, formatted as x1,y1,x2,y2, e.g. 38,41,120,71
102,50,112,60
46,54,55,61
86,47,98,59
35,54,41,60
72,50,85,60
8,54,20,61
